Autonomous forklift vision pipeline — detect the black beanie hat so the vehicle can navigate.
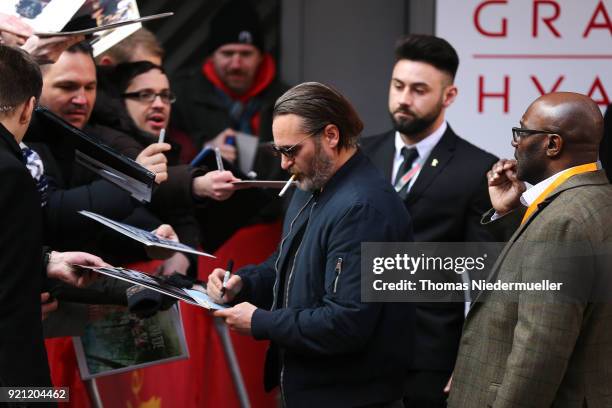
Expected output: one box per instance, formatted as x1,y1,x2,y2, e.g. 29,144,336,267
205,0,264,55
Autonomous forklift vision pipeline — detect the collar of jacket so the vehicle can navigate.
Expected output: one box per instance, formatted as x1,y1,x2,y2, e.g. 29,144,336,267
539,167,608,202
202,53,277,103
0,121,24,163
402,125,458,204
313,149,366,206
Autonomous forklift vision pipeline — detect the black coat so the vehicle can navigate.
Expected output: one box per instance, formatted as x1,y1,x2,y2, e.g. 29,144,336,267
86,123,203,249
171,67,291,252
236,151,415,407
0,123,50,387
24,116,161,265
361,126,498,373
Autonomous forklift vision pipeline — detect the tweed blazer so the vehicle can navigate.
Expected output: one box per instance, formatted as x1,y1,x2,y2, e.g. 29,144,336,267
448,170,612,408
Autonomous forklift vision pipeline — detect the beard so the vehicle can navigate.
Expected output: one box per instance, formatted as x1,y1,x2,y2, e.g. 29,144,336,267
296,138,334,192
390,100,443,136
515,141,547,184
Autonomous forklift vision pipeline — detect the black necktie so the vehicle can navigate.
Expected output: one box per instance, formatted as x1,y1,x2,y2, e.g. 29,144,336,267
394,147,419,191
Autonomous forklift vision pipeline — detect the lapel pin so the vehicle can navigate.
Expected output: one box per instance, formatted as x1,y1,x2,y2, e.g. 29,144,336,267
431,159,438,167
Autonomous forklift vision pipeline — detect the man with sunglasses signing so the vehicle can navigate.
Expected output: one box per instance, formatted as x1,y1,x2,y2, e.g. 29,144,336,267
208,82,415,407
448,92,612,407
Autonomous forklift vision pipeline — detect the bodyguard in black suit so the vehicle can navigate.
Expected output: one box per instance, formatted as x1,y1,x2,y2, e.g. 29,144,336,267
361,34,497,407
0,46,51,388
0,44,106,389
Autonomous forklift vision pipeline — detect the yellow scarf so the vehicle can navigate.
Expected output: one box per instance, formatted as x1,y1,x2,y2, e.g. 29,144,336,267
521,162,598,225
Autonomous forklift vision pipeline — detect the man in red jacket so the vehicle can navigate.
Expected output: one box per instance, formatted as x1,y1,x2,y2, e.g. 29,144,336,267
171,0,290,251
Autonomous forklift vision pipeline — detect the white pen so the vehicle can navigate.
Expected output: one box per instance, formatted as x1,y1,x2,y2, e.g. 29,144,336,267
220,260,233,298
158,128,166,144
214,147,224,171
279,174,296,197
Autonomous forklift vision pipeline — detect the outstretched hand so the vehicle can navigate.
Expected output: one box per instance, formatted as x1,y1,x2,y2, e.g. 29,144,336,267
146,224,179,260
208,128,238,163
21,34,85,64
192,170,239,201
0,13,32,45
136,142,171,184
46,251,107,287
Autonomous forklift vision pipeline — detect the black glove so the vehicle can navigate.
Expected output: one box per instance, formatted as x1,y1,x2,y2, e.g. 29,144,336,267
126,285,176,319
164,272,200,289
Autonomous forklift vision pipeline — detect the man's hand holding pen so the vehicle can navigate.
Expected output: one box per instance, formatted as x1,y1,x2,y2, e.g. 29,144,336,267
208,262,256,335
207,262,243,304
220,260,234,298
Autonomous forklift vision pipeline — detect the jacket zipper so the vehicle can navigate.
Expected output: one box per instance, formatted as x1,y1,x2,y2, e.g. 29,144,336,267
276,196,316,406
280,201,316,406
333,257,343,293
271,195,314,311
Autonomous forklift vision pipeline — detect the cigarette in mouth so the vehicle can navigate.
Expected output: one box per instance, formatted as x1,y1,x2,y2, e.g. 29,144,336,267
279,174,296,197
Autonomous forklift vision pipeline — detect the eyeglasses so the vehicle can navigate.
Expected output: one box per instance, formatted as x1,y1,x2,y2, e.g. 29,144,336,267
511,127,558,143
270,134,314,159
122,90,176,104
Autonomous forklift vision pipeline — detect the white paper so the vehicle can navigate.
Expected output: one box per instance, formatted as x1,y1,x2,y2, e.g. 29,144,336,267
235,131,258,175
0,0,87,33
231,180,298,189
79,210,215,258
183,289,228,310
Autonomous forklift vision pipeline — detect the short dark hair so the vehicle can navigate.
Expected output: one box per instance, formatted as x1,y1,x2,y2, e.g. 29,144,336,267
66,41,95,58
40,41,95,77
112,61,166,93
273,82,363,150
394,34,459,80
0,45,42,116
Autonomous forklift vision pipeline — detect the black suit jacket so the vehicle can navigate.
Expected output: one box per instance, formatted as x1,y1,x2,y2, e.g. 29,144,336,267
0,123,51,387
361,125,498,372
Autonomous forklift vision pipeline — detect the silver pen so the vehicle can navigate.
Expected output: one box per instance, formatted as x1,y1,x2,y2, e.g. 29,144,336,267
214,147,224,171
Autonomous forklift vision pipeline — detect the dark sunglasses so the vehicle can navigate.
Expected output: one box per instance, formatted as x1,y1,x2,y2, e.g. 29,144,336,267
269,134,314,159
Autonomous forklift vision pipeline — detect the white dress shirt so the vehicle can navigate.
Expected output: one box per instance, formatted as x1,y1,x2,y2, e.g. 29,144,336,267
391,121,447,192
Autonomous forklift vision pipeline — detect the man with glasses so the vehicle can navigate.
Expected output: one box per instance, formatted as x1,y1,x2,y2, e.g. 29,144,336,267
28,43,176,265
96,60,240,276
361,34,498,407
207,82,416,407
448,92,612,407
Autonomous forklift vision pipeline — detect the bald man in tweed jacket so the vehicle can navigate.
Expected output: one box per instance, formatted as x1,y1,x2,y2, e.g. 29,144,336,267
448,92,612,408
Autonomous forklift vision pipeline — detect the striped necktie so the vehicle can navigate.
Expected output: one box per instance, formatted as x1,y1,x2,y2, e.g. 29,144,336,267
394,147,419,199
